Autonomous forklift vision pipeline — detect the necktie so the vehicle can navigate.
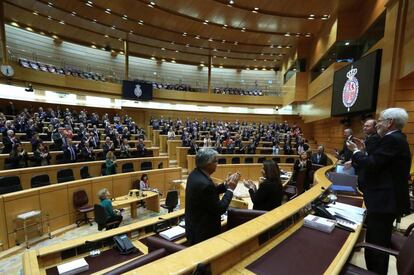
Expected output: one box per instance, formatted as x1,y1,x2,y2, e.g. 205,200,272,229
70,147,75,160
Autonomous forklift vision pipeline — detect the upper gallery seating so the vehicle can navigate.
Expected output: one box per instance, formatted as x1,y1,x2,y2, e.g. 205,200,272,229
18,58,109,82
213,87,264,96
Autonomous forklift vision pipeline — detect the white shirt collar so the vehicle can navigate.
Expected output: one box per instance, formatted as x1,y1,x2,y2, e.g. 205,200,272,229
385,130,399,136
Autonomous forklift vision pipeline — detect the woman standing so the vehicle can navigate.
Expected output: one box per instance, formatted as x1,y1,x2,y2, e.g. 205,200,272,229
244,160,283,211
104,151,117,175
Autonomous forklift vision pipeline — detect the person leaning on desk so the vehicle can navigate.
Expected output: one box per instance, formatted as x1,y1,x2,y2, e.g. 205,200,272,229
98,188,123,230
185,148,241,245
243,159,283,211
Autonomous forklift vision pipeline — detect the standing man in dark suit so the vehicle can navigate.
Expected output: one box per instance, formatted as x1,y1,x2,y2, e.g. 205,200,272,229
311,145,328,166
347,108,411,275
337,128,353,162
185,148,240,245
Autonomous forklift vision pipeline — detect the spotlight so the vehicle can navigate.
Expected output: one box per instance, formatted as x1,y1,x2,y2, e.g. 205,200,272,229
25,83,34,92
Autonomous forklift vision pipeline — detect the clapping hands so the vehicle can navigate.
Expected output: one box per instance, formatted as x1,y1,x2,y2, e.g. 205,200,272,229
243,180,257,191
226,172,241,190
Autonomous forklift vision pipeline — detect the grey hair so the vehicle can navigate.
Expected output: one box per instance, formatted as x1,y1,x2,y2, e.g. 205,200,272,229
98,188,109,200
381,108,409,130
196,148,218,168
344,128,353,135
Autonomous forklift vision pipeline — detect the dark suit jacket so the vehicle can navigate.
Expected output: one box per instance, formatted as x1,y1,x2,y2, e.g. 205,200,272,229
249,179,282,211
352,131,411,215
339,136,353,162
311,153,328,166
365,133,381,155
2,136,14,154
185,168,233,245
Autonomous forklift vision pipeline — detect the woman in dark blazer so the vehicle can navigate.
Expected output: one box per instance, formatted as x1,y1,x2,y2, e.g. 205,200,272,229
293,152,313,190
244,160,283,211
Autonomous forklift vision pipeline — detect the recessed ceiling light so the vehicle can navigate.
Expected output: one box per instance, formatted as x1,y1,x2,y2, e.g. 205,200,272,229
151,56,156,60
199,47,203,50
246,67,250,70
270,45,274,48
293,68,297,71
101,47,106,50
150,1,155,5
91,45,97,48
213,48,217,52
105,8,111,14
221,40,226,43
59,21,65,24
322,14,330,20
195,35,200,39
111,26,116,29
219,65,223,68
229,0,234,4
208,38,213,41
40,31,45,35
309,14,315,17
262,68,267,71
129,30,133,33
254,67,258,70
33,11,38,15
200,63,205,67
93,19,97,23
48,2,53,7
161,59,166,62
25,27,33,31
308,17,315,20
186,44,190,47
104,34,109,38
11,22,20,27
148,4,154,8
284,33,290,36
175,50,179,53
254,7,259,10
161,47,165,50
86,1,93,7
47,16,52,20
241,27,246,32
52,35,59,39
204,20,209,25
153,72,157,75
213,55,217,58
171,60,176,63
234,41,238,45
118,38,122,41
285,45,291,48
305,33,311,37
345,42,350,45
170,41,175,44
122,15,128,20
223,56,227,59
138,20,144,25
277,45,282,48
71,11,76,16
182,32,187,36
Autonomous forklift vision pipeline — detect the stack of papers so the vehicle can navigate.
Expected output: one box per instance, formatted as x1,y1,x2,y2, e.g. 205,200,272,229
17,210,41,220
326,202,365,231
159,226,185,241
57,258,89,275
304,214,336,233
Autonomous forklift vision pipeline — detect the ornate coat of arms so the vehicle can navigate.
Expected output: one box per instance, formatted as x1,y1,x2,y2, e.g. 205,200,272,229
342,66,359,112
134,84,142,98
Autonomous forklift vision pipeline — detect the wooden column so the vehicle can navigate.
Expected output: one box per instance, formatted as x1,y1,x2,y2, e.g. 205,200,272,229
0,0,8,65
208,55,212,93
124,39,129,80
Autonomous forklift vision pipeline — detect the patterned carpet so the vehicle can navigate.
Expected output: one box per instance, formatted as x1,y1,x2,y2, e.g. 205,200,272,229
0,206,169,275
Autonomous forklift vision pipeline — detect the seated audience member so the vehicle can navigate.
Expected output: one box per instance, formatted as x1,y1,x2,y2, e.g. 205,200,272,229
98,188,122,230
120,138,132,158
226,138,236,154
244,160,283,211
292,152,313,190
102,136,115,157
167,127,176,140
139,173,150,191
63,139,78,163
136,139,146,157
33,143,51,166
2,129,18,154
52,127,67,149
64,125,74,140
188,137,199,155
81,142,95,161
104,151,117,175
9,143,29,169
245,140,257,154
311,145,328,166
185,148,240,245
182,134,191,147
296,141,309,155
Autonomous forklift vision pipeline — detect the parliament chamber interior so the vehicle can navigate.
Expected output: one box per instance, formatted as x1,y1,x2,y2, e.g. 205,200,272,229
0,0,414,274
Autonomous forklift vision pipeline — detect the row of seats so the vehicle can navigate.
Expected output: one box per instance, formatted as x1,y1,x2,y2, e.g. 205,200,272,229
18,58,108,82
213,87,264,96
0,161,155,194
191,156,296,164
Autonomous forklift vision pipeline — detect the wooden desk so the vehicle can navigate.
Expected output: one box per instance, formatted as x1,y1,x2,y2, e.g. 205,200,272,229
0,167,181,250
159,134,168,153
112,191,160,218
152,130,162,146
187,154,299,172
0,156,169,189
168,140,182,160
176,146,190,169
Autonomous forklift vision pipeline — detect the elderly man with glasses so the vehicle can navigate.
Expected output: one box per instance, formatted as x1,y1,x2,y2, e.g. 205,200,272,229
347,108,411,275
185,148,240,245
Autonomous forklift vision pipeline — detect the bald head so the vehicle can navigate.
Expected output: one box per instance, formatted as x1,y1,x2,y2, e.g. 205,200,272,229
344,128,353,139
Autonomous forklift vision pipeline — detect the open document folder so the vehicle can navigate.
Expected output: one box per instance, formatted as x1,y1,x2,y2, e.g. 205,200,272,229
326,202,366,230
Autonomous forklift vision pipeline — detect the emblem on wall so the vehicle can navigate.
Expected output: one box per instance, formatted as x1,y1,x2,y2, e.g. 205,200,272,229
342,66,359,112
134,84,143,98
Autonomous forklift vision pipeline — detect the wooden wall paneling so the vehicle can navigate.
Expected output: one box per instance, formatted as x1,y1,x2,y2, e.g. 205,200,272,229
39,184,70,232
0,196,8,250
309,18,338,68
2,189,40,246
400,0,414,78
91,177,113,205
111,173,133,198
164,168,182,192
282,73,296,106
300,87,333,123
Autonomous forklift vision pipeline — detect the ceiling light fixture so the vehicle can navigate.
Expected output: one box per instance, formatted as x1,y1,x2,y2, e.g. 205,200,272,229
52,35,59,39
59,21,65,24
200,63,205,67
221,39,226,43
48,2,53,7
111,25,116,29
175,50,179,53
241,27,246,32
170,41,175,44
148,3,154,8
185,44,190,47
208,38,213,41
104,34,109,38
71,11,76,16
47,16,52,20
171,60,176,63
86,1,93,7
305,33,311,37
105,8,111,14
203,20,209,25
151,56,156,60
195,35,200,39
182,32,187,36
93,19,97,23
277,45,282,48
138,20,144,25
284,32,290,36
161,47,166,50
161,59,166,62
122,15,128,20
91,45,97,48
229,0,234,4
25,27,33,31
224,56,227,59
33,11,38,15
345,42,350,45
219,65,223,68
